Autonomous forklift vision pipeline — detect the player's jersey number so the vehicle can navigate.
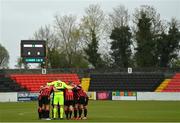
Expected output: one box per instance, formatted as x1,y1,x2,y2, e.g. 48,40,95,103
57,83,62,87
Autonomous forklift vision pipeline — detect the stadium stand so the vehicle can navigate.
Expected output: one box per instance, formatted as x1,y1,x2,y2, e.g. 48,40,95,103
1,68,180,92
89,73,165,91
0,76,27,92
10,74,80,92
155,79,170,92
162,73,180,92
81,78,90,91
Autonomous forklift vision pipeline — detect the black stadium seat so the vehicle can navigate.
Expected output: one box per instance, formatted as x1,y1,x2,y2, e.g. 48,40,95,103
0,77,27,92
89,73,164,92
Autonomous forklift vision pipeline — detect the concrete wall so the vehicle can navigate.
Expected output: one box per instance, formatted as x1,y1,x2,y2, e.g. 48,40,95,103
112,96,136,100
137,92,180,101
1,92,180,102
0,92,17,102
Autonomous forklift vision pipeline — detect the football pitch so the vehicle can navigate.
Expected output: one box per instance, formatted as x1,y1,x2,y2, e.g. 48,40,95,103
0,100,180,122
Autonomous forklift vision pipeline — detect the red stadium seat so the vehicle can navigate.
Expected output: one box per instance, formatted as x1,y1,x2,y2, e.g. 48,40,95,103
10,74,80,92
162,73,180,92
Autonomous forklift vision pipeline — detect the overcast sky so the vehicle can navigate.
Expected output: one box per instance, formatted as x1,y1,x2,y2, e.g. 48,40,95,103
0,0,180,68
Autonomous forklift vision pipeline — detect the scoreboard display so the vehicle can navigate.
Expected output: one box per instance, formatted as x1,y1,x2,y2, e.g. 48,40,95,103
21,40,46,63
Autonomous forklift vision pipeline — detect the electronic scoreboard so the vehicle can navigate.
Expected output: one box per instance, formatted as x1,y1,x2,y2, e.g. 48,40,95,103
21,40,46,63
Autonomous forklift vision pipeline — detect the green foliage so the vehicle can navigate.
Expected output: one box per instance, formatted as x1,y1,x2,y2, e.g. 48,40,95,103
171,59,180,68
110,26,132,67
133,6,180,68
71,53,89,68
48,48,66,68
84,30,103,68
29,4,180,69
135,13,157,67
48,48,89,68
157,19,180,67
0,43,9,68
32,23,89,68
15,57,29,69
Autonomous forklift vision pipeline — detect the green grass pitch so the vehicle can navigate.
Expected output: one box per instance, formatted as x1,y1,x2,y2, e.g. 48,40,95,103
0,100,180,122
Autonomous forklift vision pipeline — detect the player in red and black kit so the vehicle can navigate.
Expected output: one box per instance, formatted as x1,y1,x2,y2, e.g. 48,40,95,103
73,84,89,120
77,84,89,119
64,87,74,120
38,85,54,120
72,83,79,119
38,86,43,119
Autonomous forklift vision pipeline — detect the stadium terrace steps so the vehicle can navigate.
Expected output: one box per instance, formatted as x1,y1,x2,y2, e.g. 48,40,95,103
162,73,180,92
89,73,165,91
10,74,80,92
0,76,27,92
81,78,90,91
155,79,171,92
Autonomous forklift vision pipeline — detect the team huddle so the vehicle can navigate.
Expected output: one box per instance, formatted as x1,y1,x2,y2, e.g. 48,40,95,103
37,80,89,120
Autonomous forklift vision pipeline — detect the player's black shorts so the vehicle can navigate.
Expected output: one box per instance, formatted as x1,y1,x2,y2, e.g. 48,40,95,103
38,99,43,107
78,96,89,106
78,96,85,105
65,100,74,106
41,96,50,105
84,97,89,106
73,99,78,106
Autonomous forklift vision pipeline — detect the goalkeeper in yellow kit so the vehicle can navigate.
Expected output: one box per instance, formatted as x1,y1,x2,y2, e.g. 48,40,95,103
47,80,73,119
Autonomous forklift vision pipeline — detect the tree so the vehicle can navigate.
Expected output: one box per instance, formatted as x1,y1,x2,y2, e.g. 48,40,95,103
33,25,61,68
157,18,180,67
0,43,9,68
135,13,156,67
109,5,132,68
15,57,29,69
81,4,105,68
84,30,103,68
171,59,180,68
133,5,163,36
110,26,132,68
133,6,160,67
109,5,129,28
48,48,67,68
34,25,59,50
54,14,87,68
32,15,89,68
70,51,89,68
